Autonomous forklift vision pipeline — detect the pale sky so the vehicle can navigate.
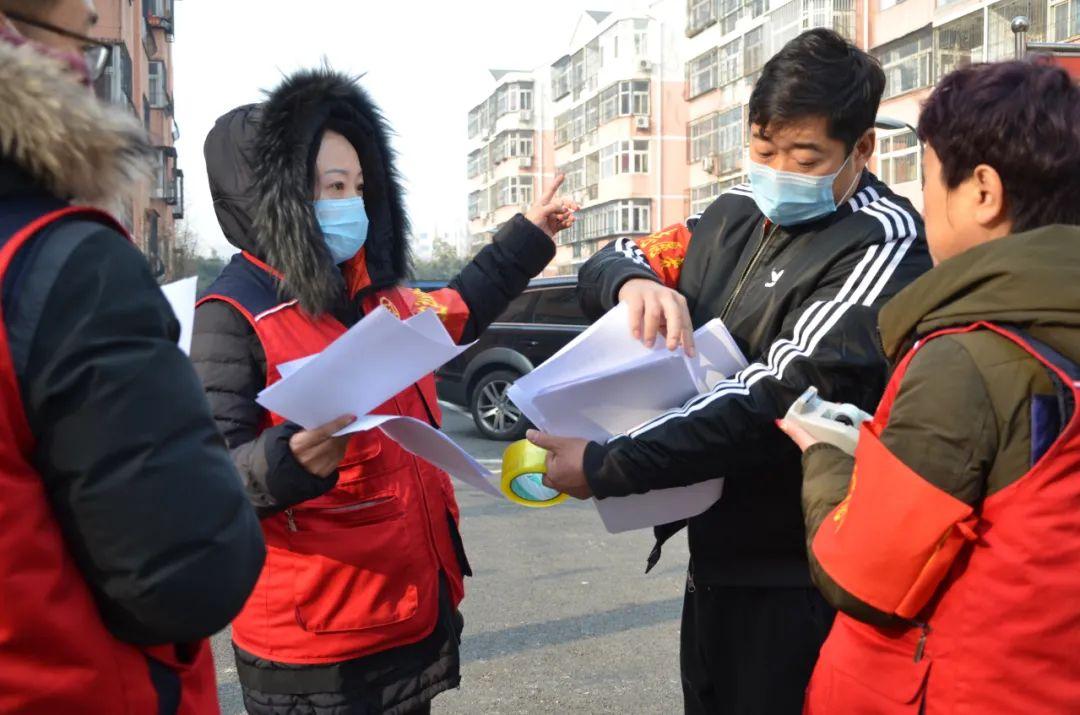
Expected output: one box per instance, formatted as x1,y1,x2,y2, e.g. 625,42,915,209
173,0,606,256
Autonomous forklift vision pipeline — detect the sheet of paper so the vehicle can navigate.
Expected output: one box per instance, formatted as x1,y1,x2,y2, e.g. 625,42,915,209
594,478,725,533
349,414,501,497
160,276,197,355
507,304,749,532
256,306,472,429
694,318,749,390
530,352,701,443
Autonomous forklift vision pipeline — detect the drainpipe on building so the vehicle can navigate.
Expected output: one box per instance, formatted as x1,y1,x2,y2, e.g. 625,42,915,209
1012,16,1030,60
648,8,664,230
863,0,870,51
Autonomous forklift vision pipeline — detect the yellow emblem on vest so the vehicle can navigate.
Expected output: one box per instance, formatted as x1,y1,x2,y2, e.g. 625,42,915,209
379,296,401,318
832,470,857,532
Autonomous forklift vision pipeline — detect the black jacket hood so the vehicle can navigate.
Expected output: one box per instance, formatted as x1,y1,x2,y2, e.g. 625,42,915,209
204,68,410,315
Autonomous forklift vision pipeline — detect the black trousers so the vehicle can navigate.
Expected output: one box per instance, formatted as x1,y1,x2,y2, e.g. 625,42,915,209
681,582,835,715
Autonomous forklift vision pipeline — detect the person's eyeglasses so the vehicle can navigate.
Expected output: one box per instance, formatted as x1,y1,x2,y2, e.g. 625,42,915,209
5,12,112,81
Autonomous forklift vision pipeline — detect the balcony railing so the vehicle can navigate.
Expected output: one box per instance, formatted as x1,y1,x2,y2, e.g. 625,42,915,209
144,0,175,39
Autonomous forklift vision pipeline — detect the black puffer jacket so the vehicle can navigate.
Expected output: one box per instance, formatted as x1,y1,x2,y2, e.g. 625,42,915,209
191,69,555,714
0,33,263,651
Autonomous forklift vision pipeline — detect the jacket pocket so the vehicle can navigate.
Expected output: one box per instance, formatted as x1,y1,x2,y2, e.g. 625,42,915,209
284,495,425,633
806,616,929,714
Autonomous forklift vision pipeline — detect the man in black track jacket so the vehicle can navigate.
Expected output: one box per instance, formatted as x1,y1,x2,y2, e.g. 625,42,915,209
530,29,932,713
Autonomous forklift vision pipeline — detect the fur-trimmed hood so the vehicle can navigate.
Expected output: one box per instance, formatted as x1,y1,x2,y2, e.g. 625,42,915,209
0,36,151,204
205,68,410,315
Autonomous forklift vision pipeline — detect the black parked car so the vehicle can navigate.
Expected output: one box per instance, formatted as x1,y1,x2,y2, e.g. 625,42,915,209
433,277,590,441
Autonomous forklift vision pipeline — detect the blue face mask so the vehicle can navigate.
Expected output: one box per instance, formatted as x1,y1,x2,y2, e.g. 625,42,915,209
747,153,858,226
313,197,369,264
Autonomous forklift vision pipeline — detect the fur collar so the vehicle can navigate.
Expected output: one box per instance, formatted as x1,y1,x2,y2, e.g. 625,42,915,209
0,37,151,204
251,68,411,315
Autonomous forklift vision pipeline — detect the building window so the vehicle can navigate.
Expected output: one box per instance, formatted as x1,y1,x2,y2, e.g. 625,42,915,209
690,106,743,170
875,27,932,98
468,191,481,220
552,56,571,100
743,26,766,78
559,199,652,245
491,130,534,165
934,11,985,78
631,80,650,115
148,60,168,109
688,48,718,99
767,0,803,52
719,0,742,33
494,176,534,208
719,37,741,87
93,42,133,110
690,176,744,214
1051,0,1080,40
690,113,719,163
688,0,717,35
600,140,650,179
987,0,1048,60
877,130,920,186
634,19,649,56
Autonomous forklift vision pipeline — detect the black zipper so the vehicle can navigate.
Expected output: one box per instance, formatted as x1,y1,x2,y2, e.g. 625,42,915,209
719,220,781,322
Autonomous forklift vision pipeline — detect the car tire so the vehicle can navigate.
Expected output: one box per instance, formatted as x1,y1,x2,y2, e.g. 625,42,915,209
470,369,529,441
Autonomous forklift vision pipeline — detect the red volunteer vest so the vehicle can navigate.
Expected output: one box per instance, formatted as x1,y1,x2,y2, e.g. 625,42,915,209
0,206,218,715
200,252,465,665
805,322,1080,714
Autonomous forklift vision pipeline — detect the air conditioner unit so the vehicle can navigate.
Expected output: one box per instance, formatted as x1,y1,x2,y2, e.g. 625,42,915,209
519,109,533,122
702,156,718,175
635,115,651,131
639,59,653,73
519,156,533,168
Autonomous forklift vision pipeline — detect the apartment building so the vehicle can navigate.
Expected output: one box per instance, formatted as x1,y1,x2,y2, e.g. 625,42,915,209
467,3,689,275
871,0,1079,208
93,0,184,280
468,0,1078,273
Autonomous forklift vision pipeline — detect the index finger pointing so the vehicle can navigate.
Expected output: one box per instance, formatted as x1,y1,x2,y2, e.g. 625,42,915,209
540,173,565,205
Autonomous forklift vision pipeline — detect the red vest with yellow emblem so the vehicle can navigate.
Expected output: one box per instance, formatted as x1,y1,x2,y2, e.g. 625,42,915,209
805,323,1080,714
0,203,219,714
199,252,467,664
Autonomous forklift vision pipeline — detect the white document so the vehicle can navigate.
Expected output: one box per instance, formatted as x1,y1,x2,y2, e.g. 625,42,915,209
508,304,748,533
350,414,501,497
160,276,197,355
256,306,472,430
597,479,725,533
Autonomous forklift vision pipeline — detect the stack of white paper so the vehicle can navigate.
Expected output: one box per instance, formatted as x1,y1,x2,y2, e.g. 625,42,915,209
257,307,472,430
509,303,748,533
255,307,503,495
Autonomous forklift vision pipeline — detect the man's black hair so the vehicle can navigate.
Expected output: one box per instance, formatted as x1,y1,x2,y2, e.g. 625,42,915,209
748,28,886,152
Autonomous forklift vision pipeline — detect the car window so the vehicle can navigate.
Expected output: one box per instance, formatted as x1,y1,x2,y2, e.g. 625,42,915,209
496,291,537,323
532,287,589,326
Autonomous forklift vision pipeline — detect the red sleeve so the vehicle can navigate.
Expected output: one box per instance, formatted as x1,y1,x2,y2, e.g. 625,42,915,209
633,224,692,289
402,287,471,343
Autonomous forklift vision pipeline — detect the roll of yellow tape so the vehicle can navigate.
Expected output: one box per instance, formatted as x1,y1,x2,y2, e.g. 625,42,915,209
501,439,568,508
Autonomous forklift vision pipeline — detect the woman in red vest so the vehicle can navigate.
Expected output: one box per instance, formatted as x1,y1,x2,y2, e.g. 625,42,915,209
779,59,1080,713
191,68,574,714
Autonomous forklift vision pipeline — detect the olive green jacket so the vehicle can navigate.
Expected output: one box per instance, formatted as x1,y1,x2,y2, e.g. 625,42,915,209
802,224,1080,624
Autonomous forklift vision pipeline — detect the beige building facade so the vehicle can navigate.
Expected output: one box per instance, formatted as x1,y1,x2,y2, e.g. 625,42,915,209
468,0,1078,273
94,0,184,280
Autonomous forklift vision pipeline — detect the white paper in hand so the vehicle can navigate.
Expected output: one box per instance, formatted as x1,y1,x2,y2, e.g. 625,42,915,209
256,306,472,430
350,415,501,496
508,303,747,533
160,276,197,355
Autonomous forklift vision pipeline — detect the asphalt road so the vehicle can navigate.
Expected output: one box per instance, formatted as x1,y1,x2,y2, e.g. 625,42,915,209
214,404,690,714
